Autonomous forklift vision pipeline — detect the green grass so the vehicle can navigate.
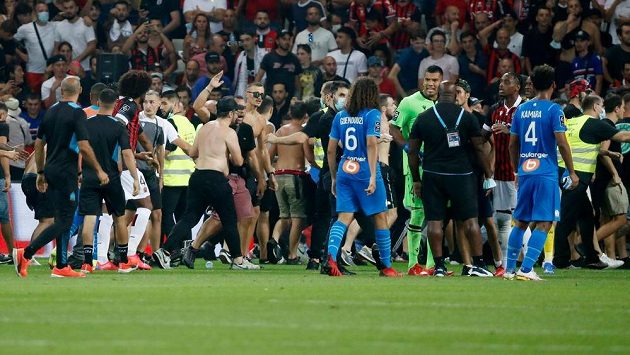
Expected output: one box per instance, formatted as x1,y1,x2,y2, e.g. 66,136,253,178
1,261,629,354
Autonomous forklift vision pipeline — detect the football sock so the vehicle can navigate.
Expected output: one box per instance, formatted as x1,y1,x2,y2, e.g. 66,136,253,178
327,221,347,261
506,226,526,272
128,207,151,256
544,225,555,263
407,209,424,269
433,255,445,269
375,229,392,268
521,229,547,273
472,255,485,268
117,244,129,263
84,245,93,266
97,214,113,264
424,236,435,269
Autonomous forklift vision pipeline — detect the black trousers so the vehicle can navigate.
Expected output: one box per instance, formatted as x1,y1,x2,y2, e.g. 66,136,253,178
161,185,188,245
554,182,598,267
163,170,241,258
24,174,77,268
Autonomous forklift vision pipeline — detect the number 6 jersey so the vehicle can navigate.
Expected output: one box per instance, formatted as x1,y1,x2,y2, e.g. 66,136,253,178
329,108,382,181
510,99,566,178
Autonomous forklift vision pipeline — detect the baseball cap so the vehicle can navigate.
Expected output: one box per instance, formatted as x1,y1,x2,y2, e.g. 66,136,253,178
205,51,221,63
98,88,118,105
568,78,591,99
150,72,163,81
278,29,292,38
367,56,383,67
216,97,245,116
455,79,471,93
575,30,590,41
469,97,483,106
47,55,67,66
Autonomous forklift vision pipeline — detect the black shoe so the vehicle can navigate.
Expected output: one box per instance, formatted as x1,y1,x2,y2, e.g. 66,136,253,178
286,257,302,265
0,253,12,264
461,265,472,276
585,259,608,270
371,245,386,271
306,258,320,270
266,239,282,264
434,266,448,277
182,246,196,269
619,258,630,269
338,264,356,275
320,257,331,275
574,243,586,258
352,255,367,266
169,248,182,268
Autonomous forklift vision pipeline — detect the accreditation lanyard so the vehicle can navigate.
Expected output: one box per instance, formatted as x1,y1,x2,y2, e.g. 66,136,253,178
432,105,464,148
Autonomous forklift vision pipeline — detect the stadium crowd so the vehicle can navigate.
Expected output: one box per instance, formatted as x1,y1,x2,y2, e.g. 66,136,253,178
2,0,630,278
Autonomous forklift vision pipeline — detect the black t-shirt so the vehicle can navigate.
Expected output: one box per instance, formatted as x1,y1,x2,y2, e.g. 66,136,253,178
0,122,8,177
303,108,342,173
564,103,582,119
260,50,302,95
229,122,255,176
522,27,558,68
469,110,487,175
37,101,89,179
579,118,618,144
84,114,130,184
592,118,622,206
605,45,630,82
410,102,481,175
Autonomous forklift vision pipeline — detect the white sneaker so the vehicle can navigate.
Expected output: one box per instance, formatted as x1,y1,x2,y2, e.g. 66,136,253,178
30,258,42,266
357,246,376,265
503,272,516,280
468,265,493,277
516,269,544,281
599,253,623,269
339,249,355,266
231,258,261,270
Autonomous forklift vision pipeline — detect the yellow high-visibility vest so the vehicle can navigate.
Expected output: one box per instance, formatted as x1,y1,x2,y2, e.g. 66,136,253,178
163,114,196,186
558,114,599,173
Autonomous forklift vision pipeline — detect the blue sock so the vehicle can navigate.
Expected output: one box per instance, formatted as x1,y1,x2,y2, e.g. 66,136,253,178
327,221,347,260
375,229,392,268
506,227,526,272
521,229,547,273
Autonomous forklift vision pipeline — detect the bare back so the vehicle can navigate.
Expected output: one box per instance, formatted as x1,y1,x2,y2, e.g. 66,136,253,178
378,114,392,165
275,121,305,171
194,120,239,175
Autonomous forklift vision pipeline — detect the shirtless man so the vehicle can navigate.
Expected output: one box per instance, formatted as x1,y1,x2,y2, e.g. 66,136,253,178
267,102,308,264
153,97,259,270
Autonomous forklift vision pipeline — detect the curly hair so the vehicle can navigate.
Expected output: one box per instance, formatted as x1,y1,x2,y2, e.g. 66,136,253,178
346,77,379,116
117,70,152,99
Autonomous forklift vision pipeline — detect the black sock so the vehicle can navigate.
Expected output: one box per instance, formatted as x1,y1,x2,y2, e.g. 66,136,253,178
473,255,485,268
23,246,35,260
117,244,128,263
191,246,199,254
433,256,445,269
84,245,93,266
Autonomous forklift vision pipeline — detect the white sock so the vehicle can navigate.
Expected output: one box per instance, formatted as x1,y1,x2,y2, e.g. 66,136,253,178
97,214,113,264
128,208,151,256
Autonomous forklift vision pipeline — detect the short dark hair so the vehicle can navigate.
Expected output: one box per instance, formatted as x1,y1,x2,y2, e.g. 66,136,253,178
161,90,179,102
582,95,602,111
459,31,475,42
296,44,312,55
531,65,555,91
330,80,350,95
305,97,321,116
410,29,427,40
379,93,391,108
619,22,630,36
306,3,323,16
114,0,129,8
15,2,33,16
604,94,623,113
503,72,522,87
90,82,108,96
0,20,17,35
429,30,446,42
289,101,307,120
426,65,444,76
255,10,269,16
99,88,118,105
25,93,41,102
623,92,630,106
175,85,192,97
257,95,274,114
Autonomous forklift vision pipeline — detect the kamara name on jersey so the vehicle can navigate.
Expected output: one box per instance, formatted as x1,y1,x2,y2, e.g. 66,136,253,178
340,117,364,125
520,110,542,119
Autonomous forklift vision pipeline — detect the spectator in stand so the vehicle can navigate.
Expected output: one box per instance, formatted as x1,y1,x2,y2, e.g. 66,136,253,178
150,72,164,93
296,44,320,100
237,0,280,30
146,19,178,76
123,21,177,77
179,59,201,91
327,27,367,82
192,51,232,100
4,98,31,180
349,0,398,50
483,57,514,108
0,0,16,23
610,62,630,90
13,2,33,27
313,55,350,95
0,19,18,74
458,31,488,99
270,82,290,128
427,5,465,55
604,23,630,87
40,55,67,108
5,64,29,104
292,4,337,66
57,41,84,78
391,0,422,51
253,10,277,52
234,31,266,97
79,55,97,106
183,0,226,33
176,85,196,121
14,0,55,93
417,30,459,84
53,0,96,74
138,0,183,39
493,10,523,57
571,30,603,95
291,0,327,34
87,0,107,49
183,13,211,62
20,93,44,141
436,0,467,28
256,30,301,99
367,56,396,97
605,0,630,45
217,8,239,43
103,0,133,52
481,27,521,84
388,30,428,98
522,6,556,75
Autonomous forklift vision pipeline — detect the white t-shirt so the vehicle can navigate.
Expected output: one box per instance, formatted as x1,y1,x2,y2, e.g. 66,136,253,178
418,54,459,81
14,21,56,73
292,27,337,62
328,49,368,82
183,0,227,33
54,18,96,70
606,0,630,44
493,32,524,57
41,76,63,102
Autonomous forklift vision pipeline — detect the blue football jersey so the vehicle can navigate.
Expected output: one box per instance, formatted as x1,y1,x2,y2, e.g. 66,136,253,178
510,99,566,177
329,108,381,181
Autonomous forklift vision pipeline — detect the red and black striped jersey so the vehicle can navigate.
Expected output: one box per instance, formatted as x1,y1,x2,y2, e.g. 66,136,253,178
113,96,141,152
391,2,422,50
484,96,522,181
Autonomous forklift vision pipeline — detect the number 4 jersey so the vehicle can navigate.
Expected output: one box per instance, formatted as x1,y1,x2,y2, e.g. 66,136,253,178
510,99,566,178
330,108,382,181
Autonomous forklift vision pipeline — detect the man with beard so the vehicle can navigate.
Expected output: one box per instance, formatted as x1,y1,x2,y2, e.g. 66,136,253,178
123,21,169,74
522,7,557,75
104,0,133,52
191,51,233,101
254,10,277,52
53,0,96,73
292,5,337,65
314,56,349,96
256,30,302,100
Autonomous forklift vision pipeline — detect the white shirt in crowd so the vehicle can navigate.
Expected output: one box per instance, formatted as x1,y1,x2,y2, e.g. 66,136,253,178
292,27,337,62
493,31,524,57
606,0,630,45
54,17,96,70
418,54,459,81
41,76,64,103
328,49,367,82
183,0,227,33
13,21,56,74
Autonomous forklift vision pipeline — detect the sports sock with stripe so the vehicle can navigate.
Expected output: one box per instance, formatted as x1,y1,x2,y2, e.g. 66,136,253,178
375,229,392,268
521,229,547,273
506,226,526,272
327,221,347,260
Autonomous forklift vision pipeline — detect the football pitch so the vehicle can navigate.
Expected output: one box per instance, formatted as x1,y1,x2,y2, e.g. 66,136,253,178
1,261,628,354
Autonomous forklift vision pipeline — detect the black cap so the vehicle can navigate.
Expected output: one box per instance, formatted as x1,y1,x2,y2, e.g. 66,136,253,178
456,79,471,93
278,29,292,38
575,30,590,41
47,55,67,66
216,97,245,116
205,51,221,63
99,88,118,105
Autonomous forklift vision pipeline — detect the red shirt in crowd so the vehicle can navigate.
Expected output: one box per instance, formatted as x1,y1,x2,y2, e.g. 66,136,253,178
349,0,396,37
485,46,521,83
435,0,467,25
379,77,397,98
